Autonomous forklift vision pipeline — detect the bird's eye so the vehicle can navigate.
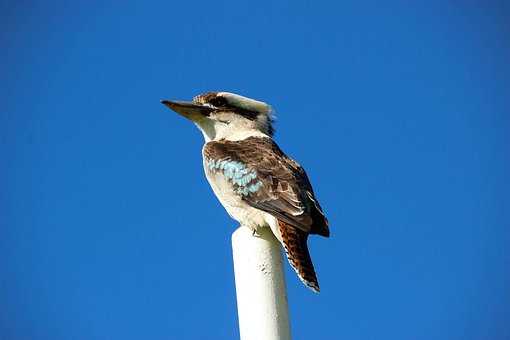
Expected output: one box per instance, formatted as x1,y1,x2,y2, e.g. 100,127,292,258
209,96,228,108
217,119,231,124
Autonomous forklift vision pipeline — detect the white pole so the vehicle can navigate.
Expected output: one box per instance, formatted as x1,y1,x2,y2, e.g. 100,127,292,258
232,226,291,340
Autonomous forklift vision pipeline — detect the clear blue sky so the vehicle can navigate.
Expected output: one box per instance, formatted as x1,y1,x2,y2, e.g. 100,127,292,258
2,1,509,339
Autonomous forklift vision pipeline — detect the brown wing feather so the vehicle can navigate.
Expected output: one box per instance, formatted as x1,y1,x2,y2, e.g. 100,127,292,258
204,136,329,237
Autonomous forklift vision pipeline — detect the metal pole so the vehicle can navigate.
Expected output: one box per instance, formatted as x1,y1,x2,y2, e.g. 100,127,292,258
232,226,291,340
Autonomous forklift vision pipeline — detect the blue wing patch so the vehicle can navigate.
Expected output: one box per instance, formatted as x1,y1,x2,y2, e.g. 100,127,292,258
207,159,263,196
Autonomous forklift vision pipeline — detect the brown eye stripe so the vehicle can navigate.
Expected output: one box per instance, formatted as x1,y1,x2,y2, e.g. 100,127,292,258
209,96,228,107
193,93,271,132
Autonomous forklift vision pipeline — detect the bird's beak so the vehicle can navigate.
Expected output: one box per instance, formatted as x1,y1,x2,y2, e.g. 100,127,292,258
161,100,213,121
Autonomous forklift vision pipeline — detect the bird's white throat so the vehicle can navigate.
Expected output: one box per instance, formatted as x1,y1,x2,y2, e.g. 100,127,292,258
195,118,270,142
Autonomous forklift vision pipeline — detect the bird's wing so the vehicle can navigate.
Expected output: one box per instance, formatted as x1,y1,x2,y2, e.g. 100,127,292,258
203,136,329,236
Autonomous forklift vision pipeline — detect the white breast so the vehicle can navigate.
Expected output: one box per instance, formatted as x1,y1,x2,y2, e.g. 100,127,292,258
203,161,265,227
200,150,283,242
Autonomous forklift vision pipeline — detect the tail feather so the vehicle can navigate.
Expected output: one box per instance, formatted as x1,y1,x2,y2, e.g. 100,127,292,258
278,220,320,293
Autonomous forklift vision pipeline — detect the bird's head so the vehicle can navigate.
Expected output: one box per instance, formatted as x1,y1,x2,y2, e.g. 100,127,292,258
161,91,274,141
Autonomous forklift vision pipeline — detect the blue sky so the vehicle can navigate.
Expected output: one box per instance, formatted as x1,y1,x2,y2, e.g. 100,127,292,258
1,1,509,339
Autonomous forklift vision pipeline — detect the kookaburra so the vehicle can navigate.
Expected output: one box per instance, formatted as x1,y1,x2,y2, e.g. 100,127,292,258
161,92,329,292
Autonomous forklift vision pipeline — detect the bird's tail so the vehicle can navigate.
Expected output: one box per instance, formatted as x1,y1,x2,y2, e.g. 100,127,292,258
278,220,320,293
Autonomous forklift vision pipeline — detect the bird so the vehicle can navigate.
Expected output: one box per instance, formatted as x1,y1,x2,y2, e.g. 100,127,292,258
161,91,329,292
